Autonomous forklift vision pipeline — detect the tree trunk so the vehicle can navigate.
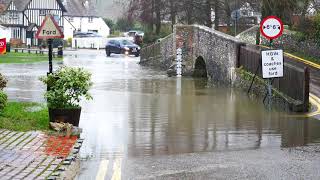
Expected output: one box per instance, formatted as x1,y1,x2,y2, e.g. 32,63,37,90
214,0,220,30
205,0,213,28
155,0,161,35
170,0,176,32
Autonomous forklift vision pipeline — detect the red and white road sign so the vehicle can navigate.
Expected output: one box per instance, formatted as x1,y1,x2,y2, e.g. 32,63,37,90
36,15,64,39
260,16,284,40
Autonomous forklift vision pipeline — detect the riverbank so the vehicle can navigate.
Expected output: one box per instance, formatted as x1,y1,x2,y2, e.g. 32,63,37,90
234,68,307,112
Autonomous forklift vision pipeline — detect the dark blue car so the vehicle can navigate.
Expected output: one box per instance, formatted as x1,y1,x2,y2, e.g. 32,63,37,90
105,39,141,57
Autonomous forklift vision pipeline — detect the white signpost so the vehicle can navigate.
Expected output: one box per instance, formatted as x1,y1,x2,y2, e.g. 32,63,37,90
259,16,284,109
262,50,284,79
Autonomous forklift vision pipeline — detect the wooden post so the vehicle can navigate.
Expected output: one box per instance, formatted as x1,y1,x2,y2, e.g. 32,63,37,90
303,67,310,112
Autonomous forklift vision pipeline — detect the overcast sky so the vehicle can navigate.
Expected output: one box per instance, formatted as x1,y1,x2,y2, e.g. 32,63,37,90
95,0,126,20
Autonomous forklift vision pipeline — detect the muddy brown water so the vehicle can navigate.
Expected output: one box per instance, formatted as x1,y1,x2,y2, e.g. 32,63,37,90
1,50,320,161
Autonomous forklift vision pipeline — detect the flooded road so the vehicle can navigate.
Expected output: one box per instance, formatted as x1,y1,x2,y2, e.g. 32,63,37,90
1,50,320,179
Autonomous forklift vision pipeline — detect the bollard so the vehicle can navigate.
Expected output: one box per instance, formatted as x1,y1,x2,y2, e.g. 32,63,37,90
58,46,63,58
6,43,10,53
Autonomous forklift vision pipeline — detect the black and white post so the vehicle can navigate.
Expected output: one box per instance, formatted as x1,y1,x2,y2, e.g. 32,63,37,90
176,48,182,77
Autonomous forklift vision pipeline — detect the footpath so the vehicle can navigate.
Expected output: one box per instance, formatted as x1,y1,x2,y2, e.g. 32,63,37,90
0,129,83,180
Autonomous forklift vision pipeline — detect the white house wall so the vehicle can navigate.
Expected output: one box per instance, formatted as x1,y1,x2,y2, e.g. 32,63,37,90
0,26,11,42
64,17,110,39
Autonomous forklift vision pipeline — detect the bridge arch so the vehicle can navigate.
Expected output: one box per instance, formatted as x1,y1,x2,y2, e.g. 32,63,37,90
193,56,207,78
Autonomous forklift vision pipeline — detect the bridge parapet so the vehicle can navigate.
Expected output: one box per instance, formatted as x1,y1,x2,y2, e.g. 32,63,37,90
141,25,245,84
140,33,174,70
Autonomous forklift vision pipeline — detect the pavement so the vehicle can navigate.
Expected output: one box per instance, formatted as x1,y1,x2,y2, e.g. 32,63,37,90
0,130,79,179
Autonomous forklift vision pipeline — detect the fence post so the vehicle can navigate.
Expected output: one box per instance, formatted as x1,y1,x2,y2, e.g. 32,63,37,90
236,43,245,68
303,67,310,112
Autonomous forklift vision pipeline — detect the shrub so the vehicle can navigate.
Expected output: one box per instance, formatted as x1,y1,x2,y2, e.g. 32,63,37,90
314,14,320,44
0,73,8,90
293,31,307,42
0,91,8,111
40,66,93,109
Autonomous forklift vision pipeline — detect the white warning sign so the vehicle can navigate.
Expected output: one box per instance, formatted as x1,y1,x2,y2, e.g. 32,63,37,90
36,15,64,39
262,50,284,79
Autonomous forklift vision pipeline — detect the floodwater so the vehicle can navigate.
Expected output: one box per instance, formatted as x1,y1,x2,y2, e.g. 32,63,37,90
1,50,320,179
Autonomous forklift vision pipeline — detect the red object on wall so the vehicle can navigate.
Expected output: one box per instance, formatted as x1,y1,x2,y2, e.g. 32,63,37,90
0,38,6,54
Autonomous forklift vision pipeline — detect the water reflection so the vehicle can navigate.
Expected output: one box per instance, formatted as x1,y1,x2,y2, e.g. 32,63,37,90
0,51,319,161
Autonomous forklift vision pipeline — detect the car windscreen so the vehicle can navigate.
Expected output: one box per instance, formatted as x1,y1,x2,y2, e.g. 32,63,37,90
120,40,134,46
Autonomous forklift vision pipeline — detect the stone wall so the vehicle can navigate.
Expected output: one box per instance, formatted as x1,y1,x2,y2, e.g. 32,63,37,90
140,34,174,70
190,25,244,84
141,25,244,84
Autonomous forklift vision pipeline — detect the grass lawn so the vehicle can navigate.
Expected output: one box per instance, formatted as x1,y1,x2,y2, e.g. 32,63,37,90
0,52,62,64
286,50,320,65
0,102,49,132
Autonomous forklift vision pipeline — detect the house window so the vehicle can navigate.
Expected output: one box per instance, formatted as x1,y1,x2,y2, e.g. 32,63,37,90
9,12,18,19
69,17,74,22
88,17,93,23
39,10,51,16
12,28,20,39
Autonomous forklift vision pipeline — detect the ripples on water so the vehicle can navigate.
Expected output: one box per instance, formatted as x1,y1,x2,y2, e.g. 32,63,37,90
1,52,319,160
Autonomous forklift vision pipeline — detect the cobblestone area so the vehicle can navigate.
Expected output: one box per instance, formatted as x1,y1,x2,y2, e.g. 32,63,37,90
0,129,79,180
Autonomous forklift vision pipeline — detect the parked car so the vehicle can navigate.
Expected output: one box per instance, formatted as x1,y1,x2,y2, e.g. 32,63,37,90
74,32,102,38
105,39,141,57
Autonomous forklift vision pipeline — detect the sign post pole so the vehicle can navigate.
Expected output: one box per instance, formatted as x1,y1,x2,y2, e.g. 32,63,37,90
267,39,273,109
48,39,53,74
260,16,284,110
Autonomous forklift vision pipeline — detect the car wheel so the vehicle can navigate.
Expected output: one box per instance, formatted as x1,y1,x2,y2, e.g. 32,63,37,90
135,53,140,57
106,49,111,57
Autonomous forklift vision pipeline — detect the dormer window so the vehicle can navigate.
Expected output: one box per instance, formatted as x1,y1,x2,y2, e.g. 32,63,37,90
9,12,18,19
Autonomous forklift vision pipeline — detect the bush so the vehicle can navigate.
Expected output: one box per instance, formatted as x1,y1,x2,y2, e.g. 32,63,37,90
0,73,7,90
40,66,93,109
315,14,320,44
0,91,8,111
293,31,307,42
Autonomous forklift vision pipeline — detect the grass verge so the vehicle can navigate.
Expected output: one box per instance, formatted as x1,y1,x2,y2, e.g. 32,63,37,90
0,102,49,132
286,50,320,65
0,52,62,64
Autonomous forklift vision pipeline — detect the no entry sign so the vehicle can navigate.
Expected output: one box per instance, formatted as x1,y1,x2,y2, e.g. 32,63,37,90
262,50,284,79
260,16,284,40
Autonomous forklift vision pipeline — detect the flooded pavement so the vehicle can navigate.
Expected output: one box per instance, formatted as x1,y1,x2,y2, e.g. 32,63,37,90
1,50,320,179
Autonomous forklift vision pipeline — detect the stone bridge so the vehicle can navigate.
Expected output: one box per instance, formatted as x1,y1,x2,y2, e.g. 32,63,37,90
140,24,310,112
140,25,244,84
